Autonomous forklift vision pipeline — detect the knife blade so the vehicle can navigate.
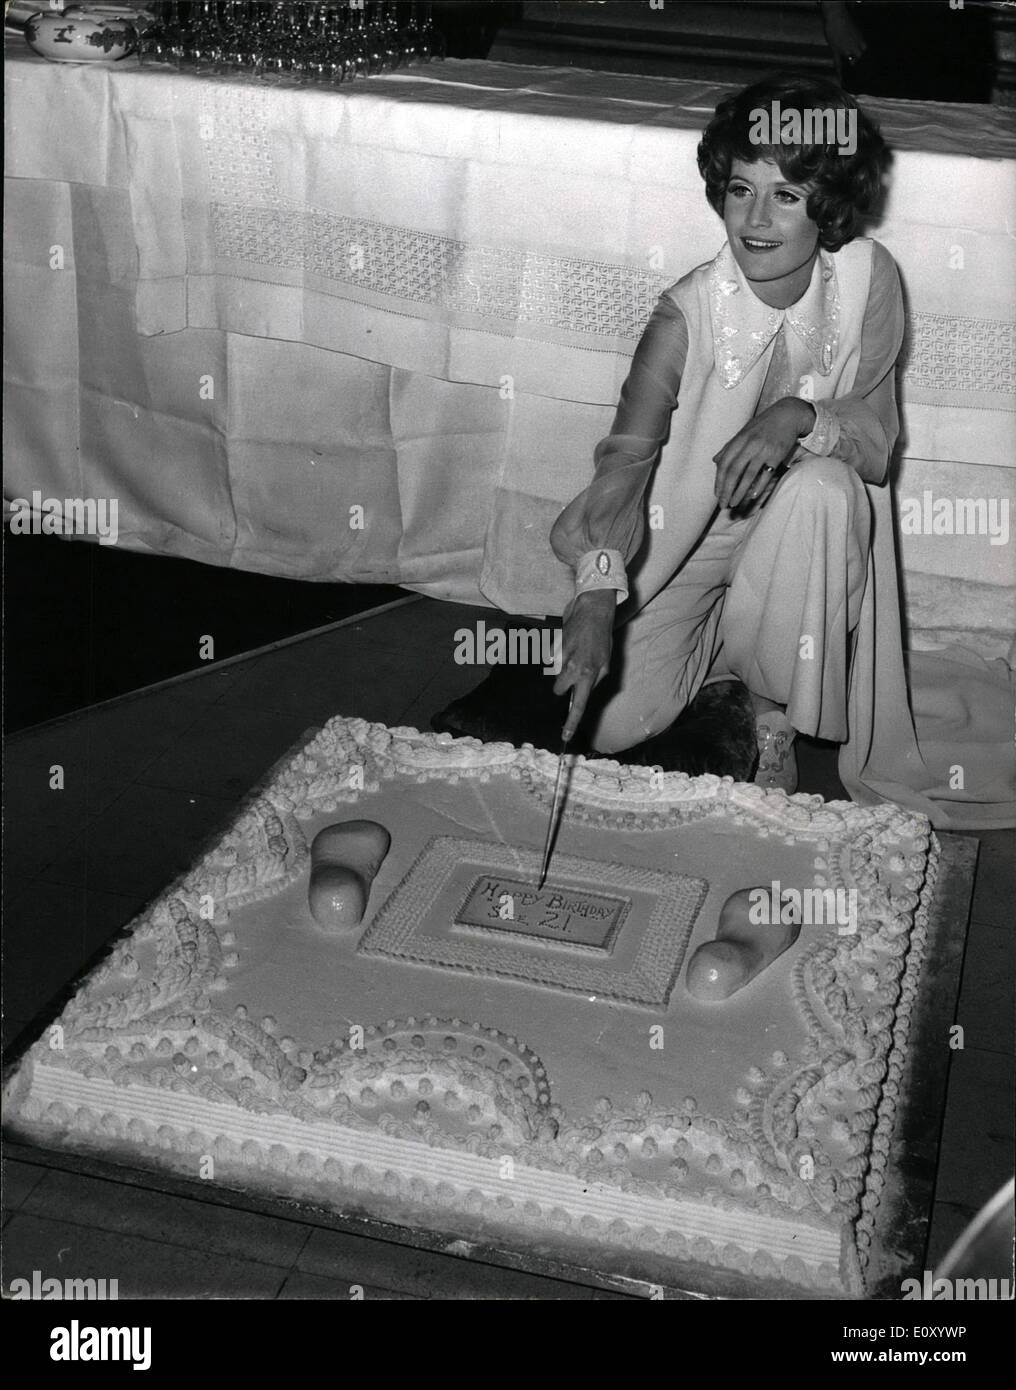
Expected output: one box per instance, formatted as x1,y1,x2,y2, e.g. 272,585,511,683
536,691,575,891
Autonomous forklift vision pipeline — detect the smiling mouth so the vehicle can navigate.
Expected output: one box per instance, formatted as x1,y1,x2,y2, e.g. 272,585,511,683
741,237,783,252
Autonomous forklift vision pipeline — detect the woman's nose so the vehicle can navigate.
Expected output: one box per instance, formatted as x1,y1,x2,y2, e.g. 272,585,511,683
746,197,771,228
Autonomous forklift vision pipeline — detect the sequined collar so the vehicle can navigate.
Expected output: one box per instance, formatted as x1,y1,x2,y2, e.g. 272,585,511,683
708,242,840,389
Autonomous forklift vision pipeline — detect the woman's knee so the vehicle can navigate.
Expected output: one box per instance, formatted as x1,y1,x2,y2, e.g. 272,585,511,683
588,692,676,755
776,456,862,513
590,704,658,755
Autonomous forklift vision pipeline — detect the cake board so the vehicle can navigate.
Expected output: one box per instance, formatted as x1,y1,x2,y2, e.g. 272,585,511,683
2,834,978,1300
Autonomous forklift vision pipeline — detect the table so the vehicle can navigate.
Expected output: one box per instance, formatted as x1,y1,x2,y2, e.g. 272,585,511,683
4,42,1014,657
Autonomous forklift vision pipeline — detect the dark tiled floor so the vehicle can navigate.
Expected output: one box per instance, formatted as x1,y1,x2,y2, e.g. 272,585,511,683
3,595,1013,1298
2,527,398,730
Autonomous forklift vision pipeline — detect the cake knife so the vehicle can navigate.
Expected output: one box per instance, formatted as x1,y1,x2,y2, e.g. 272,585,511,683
536,691,575,891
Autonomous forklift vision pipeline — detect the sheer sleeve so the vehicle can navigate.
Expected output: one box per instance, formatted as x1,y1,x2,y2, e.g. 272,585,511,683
550,293,688,571
797,241,905,485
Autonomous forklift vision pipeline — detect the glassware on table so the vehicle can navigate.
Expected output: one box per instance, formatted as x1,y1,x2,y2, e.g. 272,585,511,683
378,0,404,70
347,0,385,78
255,1,313,84
364,0,398,73
398,0,422,65
312,2,345,86
185,0,224,73
299,2,326,84
133,0,437,82
218,0,256,74
138,0,184,68
420,2,445,62
297,3,343,86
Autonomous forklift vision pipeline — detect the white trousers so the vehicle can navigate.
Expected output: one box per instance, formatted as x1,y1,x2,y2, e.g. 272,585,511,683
589,458,871,754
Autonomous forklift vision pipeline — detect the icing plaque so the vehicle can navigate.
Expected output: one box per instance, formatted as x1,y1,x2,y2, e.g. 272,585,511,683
359,836,708,1006
455,875,628,951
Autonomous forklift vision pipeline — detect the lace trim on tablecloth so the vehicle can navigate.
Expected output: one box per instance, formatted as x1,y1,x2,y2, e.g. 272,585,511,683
193,85,1014,402
903,314,1016,398
209,202,662,340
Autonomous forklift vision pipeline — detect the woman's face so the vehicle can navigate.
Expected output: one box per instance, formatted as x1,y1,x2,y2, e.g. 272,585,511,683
723,158,820,308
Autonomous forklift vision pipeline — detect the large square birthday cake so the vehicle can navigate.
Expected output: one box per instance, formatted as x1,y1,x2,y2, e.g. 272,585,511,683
3,717,939,1298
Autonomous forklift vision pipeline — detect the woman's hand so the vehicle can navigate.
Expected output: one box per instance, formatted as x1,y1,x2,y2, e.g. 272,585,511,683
712,398,814,512
553,588,615,741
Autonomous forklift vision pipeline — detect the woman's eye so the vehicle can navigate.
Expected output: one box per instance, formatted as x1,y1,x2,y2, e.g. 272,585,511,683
775,191,802,204
728,184,751,198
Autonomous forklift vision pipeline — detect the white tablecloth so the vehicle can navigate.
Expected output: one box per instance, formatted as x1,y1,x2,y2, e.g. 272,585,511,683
4,43,1014,655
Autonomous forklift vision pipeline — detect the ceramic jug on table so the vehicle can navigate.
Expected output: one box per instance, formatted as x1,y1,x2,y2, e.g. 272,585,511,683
23,4,149,61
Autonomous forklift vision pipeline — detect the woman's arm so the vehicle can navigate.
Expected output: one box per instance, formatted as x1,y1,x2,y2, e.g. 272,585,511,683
714,243,905,507
550,293,688,578
796,241,905,486
550,292,687,737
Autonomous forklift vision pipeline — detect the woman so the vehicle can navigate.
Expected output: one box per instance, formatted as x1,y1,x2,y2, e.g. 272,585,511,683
551,75,896,794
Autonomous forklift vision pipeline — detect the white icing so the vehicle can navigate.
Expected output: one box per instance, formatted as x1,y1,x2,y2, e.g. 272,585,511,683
3,717,939,1299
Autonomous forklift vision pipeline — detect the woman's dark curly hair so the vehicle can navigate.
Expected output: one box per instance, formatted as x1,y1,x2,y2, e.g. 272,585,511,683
697,75,889,252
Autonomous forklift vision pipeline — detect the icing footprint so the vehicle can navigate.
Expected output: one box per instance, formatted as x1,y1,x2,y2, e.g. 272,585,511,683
685,887,801,1001
308,820,391,930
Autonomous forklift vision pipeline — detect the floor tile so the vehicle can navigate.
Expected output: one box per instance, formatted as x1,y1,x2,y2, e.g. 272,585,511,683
396,655,492,733
4,689,210,877
5,526,398,729
277,1270,414,1300
2,882,143,1034
1,1159,49,1213
933,1047,1014,1212
4,879,145,966
2,875,34,913
1,1211,288,1299
956,918,1014,1056
225,642,440,728
21,1170,310,1269
342,599,487,656
3,755,124,881
2,1018,33,1054
142,703,316,800
970,829,1016,931
925,1200,979,1272
6,682,210,785
40,784,237,898
1,906,97,1036
296,1227,596,1299
163,660,258,706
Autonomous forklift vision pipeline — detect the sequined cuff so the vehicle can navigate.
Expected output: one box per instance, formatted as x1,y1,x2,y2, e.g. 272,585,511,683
798,400,840,456
575,548,628,604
